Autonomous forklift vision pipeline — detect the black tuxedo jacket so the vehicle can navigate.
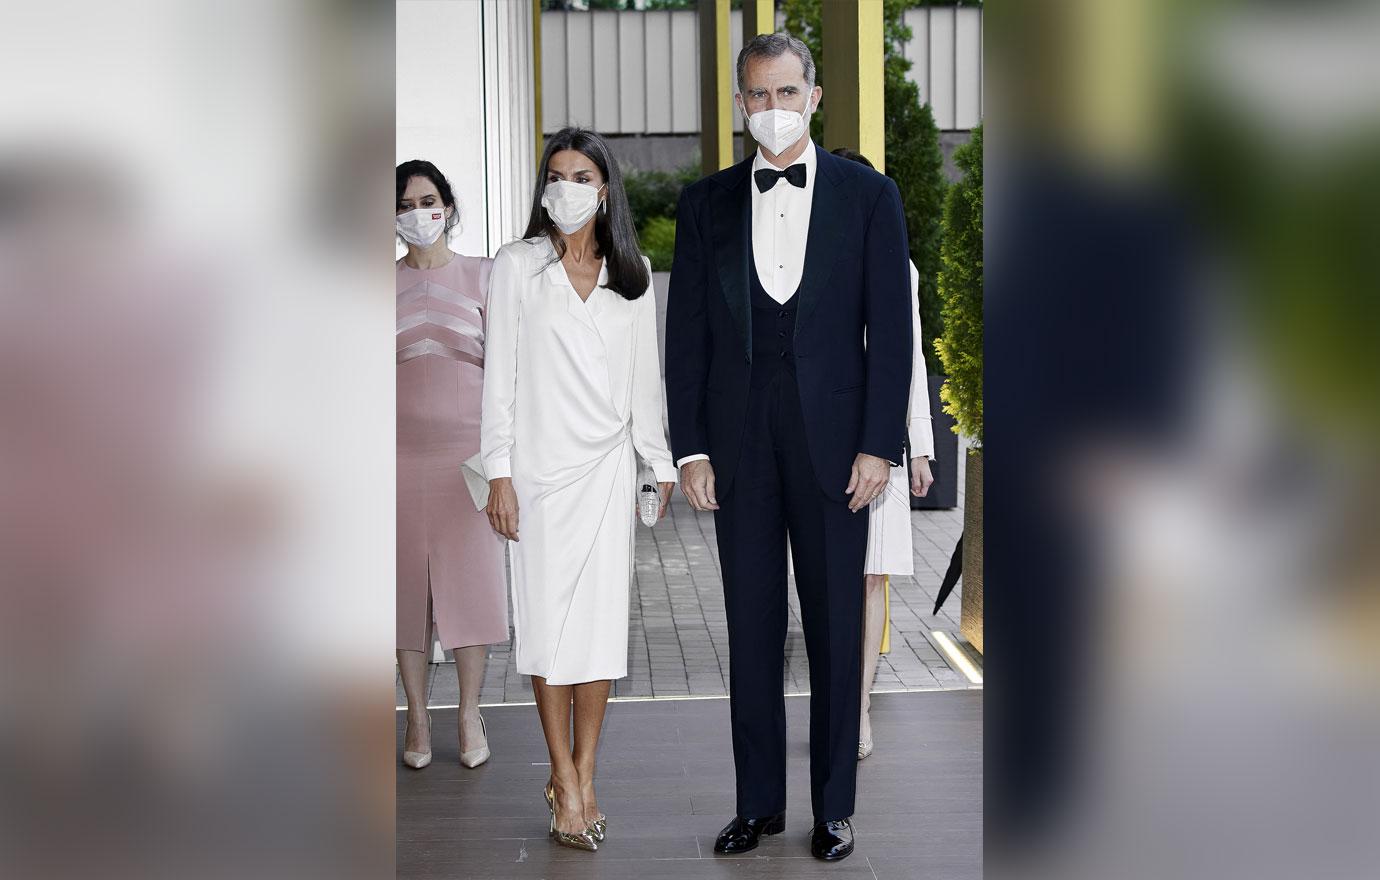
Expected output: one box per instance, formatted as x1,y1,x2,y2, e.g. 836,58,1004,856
665,144,913,502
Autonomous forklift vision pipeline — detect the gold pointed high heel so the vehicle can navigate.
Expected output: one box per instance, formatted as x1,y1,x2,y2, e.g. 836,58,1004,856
547,780,606,841
545,785,598,851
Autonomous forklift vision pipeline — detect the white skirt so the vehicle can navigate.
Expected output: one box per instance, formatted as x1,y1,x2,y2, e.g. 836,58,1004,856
865,462,914,576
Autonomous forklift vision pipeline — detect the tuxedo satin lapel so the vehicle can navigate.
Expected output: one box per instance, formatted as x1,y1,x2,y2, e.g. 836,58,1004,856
794,146,848,336
710,163,753,362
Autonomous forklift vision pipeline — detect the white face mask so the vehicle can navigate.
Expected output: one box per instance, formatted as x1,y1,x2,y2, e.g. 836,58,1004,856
745,97,815,156
541,180,604,235
396,206,447,247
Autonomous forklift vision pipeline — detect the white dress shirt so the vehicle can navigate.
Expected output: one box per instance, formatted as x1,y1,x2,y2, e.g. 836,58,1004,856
675,145,818,469
751,142,816,304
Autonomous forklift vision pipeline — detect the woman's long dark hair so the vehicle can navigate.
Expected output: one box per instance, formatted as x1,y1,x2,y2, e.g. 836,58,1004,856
522,127,649,300
396,159,461,238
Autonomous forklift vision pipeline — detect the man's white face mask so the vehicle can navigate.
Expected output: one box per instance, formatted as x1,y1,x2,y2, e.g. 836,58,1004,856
745,95,816,156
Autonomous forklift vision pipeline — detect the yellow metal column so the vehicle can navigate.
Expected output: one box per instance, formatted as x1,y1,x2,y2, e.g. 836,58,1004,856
532,0,543,164
698,0,734,175
740,0,775,160
820,0,886,172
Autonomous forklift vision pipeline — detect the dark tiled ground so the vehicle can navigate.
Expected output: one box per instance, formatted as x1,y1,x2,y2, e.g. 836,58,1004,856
397,690,983,880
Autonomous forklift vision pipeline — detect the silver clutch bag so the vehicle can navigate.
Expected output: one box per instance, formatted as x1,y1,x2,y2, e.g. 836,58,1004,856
460,452,489,511
638,483,660,526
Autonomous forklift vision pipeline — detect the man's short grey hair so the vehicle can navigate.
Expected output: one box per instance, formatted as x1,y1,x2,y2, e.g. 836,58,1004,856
735,32,816,95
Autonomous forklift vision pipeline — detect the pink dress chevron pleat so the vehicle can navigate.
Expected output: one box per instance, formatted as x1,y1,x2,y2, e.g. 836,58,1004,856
397,254,508,652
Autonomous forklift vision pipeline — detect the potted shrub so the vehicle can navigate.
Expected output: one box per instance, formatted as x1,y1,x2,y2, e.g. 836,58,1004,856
935,124,983,652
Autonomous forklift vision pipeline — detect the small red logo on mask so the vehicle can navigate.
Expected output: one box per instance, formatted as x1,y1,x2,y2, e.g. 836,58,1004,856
431,212,443,220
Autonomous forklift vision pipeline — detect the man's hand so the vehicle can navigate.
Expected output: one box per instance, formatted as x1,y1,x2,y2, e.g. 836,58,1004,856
845,453,890,512
680,459,719,511
485,477,520,541
911,456,934,498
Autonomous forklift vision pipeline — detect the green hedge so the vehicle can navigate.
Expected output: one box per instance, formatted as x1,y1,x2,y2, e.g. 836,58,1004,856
625,164,698,271
935,124,982,444
641,215,677,272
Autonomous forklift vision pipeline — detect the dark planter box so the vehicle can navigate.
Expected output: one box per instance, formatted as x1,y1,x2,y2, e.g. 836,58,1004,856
910,374,959,510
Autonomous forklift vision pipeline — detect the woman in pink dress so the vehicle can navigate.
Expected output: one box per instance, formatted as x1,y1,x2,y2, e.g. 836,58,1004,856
396,160,507,769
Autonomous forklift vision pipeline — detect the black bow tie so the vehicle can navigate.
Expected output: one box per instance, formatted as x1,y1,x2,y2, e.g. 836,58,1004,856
754,163,807,193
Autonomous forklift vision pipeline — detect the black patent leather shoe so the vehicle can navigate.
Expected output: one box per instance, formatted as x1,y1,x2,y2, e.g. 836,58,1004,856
713,813,786,854
810,818,855,861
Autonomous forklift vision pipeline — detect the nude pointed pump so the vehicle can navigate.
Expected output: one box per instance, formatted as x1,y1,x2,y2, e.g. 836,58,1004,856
402,711,432,769
459,714,490,768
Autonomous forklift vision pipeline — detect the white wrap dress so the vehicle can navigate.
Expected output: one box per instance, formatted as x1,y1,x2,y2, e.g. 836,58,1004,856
865,260,936,577
480,237,677,685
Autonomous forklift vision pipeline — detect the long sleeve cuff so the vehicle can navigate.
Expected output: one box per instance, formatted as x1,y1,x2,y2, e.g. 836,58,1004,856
483,455,511,480
676,453,709,469
908,417,936,461
651,461,679,484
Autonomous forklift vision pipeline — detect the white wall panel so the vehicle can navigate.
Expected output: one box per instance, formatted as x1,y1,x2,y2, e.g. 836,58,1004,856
954,6,983,130
591,11,621,132
728,9,745,128
564,10,595,129
541,11,567,129
617,11,646,133
642,11,673,133
928,6,957,130
541,7,981,135
669,10,698,133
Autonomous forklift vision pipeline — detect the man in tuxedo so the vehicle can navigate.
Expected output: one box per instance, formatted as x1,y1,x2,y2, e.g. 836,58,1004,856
665,32,912,862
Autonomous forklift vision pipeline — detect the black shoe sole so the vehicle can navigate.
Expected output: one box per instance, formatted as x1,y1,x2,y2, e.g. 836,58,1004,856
813,844,854,861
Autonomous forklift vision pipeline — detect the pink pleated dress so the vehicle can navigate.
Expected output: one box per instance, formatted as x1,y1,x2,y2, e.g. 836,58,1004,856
397,254,508,652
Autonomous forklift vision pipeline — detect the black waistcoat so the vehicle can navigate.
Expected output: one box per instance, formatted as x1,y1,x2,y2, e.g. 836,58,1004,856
748,257,801,389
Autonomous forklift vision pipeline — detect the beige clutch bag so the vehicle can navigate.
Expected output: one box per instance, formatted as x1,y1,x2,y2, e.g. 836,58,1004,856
461,452,489,510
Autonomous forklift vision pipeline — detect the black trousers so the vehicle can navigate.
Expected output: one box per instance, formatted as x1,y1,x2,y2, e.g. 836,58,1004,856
713,370,868,822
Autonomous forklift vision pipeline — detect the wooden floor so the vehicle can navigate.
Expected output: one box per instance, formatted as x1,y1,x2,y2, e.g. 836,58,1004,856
397,690,982,879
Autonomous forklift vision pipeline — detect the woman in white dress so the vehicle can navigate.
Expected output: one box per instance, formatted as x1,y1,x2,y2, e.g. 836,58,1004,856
860,258,936,759
481,127,677,852
830,149,937,761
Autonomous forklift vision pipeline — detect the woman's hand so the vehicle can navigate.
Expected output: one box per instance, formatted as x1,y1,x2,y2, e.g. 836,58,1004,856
910,457,934,497
657,481,675,521
485,477,519,541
